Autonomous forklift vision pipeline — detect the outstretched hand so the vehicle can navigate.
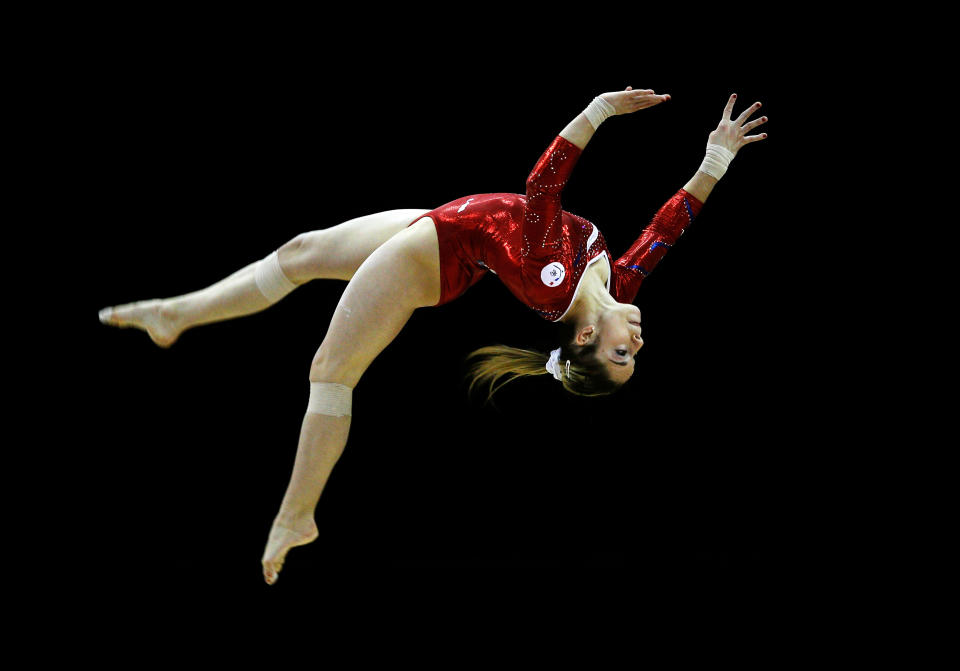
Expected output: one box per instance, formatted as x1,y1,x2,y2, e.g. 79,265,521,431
600,86,670,115
708,94,768,154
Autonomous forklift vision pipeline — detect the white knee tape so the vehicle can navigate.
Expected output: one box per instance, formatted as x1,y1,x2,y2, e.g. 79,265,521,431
307,382,352,417
255,250,296,304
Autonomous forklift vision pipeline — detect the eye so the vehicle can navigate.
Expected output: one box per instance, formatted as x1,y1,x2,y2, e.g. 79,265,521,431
616,349,627,357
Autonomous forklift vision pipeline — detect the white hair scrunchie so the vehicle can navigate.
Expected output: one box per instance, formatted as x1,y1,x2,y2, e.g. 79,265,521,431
546,347,569,381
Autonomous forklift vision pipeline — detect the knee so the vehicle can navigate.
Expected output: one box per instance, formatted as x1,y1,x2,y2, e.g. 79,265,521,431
277,232,329,284
309,349,359,388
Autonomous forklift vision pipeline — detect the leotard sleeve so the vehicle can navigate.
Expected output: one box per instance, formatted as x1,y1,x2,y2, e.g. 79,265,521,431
521,135,583,262
611,189,703,304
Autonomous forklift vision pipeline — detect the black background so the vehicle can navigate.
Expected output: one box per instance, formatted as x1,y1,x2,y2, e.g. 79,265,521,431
71,15,851,603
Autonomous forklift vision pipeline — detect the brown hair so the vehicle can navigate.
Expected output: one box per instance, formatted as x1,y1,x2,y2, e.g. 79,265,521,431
465,323,622,402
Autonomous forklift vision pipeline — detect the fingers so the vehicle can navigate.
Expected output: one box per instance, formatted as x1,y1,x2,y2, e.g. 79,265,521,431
611,88,669,113
742,115,768,132
633,90,669,106
722,93,737,120
724,94,769,145
736,105,768,145
735,101,763,126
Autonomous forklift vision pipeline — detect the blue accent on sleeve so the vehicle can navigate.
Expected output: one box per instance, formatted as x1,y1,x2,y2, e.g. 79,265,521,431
626,265,649,276
649,240,672,251
683,197,695,222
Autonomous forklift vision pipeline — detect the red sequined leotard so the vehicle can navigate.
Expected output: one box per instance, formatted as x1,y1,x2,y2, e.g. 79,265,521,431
411,135,703,320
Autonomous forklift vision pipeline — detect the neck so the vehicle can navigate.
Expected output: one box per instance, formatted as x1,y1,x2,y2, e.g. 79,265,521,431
561,262,617,326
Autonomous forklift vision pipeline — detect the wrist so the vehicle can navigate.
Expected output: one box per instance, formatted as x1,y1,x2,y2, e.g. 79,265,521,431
697,143,736,180
582,96,616,130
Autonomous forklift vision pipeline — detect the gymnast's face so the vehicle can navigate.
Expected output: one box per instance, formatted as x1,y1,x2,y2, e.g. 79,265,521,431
590,304,643,385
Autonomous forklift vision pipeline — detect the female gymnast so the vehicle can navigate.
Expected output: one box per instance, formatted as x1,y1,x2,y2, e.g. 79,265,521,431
99,87,768,584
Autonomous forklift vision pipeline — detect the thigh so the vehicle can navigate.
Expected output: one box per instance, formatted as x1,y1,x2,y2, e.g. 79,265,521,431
309,218,440,388
284,209,431,282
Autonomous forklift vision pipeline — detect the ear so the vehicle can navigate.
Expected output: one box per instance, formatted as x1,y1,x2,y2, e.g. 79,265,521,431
575,325,596,346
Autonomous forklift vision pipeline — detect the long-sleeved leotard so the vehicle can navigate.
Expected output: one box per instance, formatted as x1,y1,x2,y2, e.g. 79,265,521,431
408,135,703,319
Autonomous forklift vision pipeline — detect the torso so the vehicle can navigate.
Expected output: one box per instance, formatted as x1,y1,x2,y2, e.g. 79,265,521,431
422,192,610,319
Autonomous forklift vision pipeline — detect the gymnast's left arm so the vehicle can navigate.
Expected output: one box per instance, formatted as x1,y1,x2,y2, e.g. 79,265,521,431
559,86,672,150
682,93,769,203
610,94,770,303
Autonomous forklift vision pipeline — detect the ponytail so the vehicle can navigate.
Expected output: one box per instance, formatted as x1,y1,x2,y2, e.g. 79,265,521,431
465,327,622,402
465,345,551,402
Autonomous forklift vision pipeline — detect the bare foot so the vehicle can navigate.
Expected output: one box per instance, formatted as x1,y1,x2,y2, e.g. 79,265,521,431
98,299,182,348
261,515,319,585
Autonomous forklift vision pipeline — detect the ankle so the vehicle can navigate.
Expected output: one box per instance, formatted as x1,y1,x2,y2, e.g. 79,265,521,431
161,298,190,331
274,507,316,529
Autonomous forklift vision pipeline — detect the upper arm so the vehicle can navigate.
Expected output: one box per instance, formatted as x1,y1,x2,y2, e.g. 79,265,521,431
522,136,583,259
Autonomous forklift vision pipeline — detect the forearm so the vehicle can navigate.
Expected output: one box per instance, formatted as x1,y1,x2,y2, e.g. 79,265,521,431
559,95,617,150
610,188,703,303
559,112,597,151
683,170,718,204
683,142,736,203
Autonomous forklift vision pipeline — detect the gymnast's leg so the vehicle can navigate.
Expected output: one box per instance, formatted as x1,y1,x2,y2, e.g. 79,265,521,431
261,218,440,585
97,209,430,347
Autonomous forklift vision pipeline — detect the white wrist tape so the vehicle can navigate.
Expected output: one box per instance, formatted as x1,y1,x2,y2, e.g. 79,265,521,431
698,143,736,180
582,96,616,130
254,250,296,304
307,382,352,417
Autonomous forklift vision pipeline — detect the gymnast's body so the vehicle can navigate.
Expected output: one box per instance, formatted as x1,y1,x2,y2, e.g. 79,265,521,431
99,87,768,584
